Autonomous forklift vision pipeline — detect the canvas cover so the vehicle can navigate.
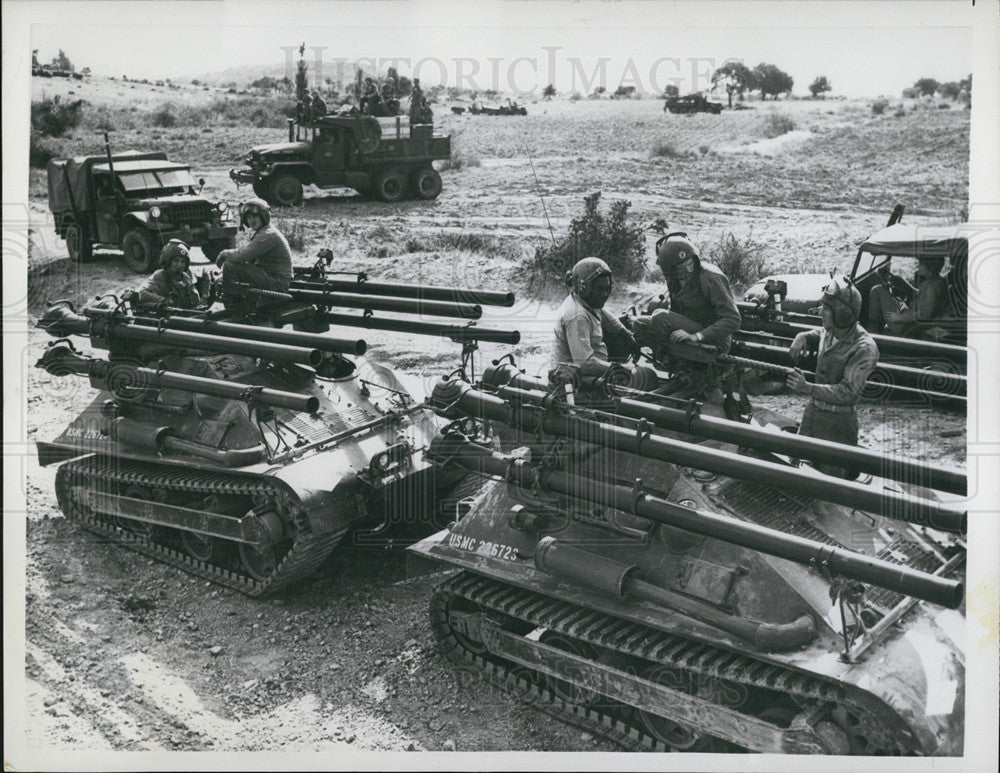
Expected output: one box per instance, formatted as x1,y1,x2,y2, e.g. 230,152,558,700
47,151,168,213
860,223,969,259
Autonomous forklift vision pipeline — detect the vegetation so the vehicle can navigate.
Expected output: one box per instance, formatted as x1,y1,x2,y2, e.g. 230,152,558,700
543,84,556,100
762,112,795,138
704,230,766,293
528,192,646,290
32,96,84,137
871,98,890,116
913,78,940,97
809,76,832,98
711,62,755,107
753,64,794,100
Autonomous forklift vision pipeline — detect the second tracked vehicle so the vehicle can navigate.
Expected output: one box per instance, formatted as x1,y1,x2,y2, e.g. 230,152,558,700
409,359,967,755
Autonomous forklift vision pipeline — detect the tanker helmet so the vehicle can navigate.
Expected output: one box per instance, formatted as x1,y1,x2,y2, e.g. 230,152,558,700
566,257,612,295
655,232,699,270
821,276,862,327
239,198,271,229
158,239,190,270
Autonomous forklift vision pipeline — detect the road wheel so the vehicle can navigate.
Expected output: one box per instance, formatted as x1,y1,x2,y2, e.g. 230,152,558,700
410,168,443,200
65,222,93,263
121,227,158,273
375,168,406,202
269,174,303,207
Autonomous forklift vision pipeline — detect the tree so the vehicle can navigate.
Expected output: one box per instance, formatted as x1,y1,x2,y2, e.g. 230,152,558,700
51,49,73,71
753,63,793,100
662,84,680,98
913,77,939,97
808,75,832,98
294,42,309,100
937,81,961,100
711,61,755,107
542,83,556,100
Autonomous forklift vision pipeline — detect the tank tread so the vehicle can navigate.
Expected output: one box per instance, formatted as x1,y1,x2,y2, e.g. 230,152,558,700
431,571,913,754
54,455,347,596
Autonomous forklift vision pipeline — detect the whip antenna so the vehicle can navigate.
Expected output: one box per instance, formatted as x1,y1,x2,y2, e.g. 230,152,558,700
527,151,557,246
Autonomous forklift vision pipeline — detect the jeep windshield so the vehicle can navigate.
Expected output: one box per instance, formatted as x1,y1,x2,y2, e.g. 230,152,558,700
94,161,198,196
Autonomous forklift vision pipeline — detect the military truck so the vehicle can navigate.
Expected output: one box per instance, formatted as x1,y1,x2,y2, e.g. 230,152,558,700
47,143,237,273
230,115,451,205
663,93,724,114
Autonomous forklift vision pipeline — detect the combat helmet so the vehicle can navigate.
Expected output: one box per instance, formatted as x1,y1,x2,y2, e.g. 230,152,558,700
158,239,190,270
655,232,699,270
821,276,863,327
566,257,612,295
239,198,271,229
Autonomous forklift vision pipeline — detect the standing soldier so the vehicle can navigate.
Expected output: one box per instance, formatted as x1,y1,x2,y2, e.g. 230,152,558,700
787,277,879,479
409,78,425,123
632,232,741,352
360,78,379,114
381,76,398,114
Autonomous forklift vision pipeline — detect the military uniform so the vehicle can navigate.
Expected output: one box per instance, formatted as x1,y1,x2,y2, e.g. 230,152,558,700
796,322,879,478
137,268,201,309
217,225,292,293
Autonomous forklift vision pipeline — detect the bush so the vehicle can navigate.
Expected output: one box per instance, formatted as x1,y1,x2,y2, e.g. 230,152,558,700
31,96,84,137
651,140,684,158
893,107,907,118
527,192,646,290
438,150,481,171
762,112,795,138
150,104,177,127
29,134,57,168
871,98,889,116
274,218,305,251
703,230,766,293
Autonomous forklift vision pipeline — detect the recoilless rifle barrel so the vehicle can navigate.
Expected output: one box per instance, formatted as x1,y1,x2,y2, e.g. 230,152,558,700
291,278,515,308
289,288,483,320
322,312,520,344
428,433,964,609
483,365,966,495
431,378,966,534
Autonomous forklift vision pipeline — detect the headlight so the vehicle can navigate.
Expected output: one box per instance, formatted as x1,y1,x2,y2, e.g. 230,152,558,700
216,202,229,213
149,206,161,219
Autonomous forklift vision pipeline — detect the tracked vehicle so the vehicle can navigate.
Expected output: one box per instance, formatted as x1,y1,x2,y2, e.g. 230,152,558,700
409,359,967,754
34,261,518,594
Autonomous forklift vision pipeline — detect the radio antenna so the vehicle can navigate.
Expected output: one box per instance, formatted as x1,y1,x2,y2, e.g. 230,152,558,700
527,150,557,246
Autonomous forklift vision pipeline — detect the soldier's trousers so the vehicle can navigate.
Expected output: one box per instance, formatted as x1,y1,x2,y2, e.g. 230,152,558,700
222,261,289,293
798,402,860,480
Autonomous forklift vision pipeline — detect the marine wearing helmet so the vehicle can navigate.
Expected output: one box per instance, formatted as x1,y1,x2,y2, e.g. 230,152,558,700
867,256,950,339
134,239,206,309
549,257,652,386
632,232,741,353
214,198,293,295
787,276,879,479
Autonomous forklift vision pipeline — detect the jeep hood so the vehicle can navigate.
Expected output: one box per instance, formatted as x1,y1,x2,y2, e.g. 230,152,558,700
251,142,311,156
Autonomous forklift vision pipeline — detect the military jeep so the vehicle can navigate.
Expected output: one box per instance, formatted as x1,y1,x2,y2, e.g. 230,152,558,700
230,115,451,205
47,150,237,272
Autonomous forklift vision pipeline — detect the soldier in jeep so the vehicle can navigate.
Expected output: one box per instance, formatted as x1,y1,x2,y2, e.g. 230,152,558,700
214,199,292,294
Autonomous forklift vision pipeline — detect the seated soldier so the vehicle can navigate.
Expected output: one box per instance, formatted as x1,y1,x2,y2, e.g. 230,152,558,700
550,257,654,388
215,199,292,295
633,232,742,353
135,240,207,309
867,256,949,338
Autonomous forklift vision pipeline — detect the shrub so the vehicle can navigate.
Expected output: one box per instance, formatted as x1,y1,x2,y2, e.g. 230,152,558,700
651,140,683,158
871,98,889,116
438,150,481,171
29,134,57,168
893,107,907,118
527,192,646,291
274,218,305,251
31,96,84,137
703,230,766,293
762,112,795,138
150,104,177,127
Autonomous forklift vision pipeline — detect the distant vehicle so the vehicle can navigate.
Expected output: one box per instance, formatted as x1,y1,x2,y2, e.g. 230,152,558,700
663,93,724,114
743,205,968,347
469,98,526,116
230,115,452,205
47,141,237,272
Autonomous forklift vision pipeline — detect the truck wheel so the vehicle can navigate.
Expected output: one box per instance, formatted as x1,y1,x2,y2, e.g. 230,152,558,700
121,228,158,273
269,174,303,207
376,169,406,202
252,180,271,200
410,168,443,200
65,223,93,263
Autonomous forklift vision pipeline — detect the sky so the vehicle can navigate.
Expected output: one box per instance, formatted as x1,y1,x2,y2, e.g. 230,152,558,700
25,0,974,98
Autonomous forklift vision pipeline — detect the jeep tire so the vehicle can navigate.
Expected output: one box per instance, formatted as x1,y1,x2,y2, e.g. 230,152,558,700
65,222,93,263
269,174,303,207
121,227,158,273
375,168,406,203
410,168,443,200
